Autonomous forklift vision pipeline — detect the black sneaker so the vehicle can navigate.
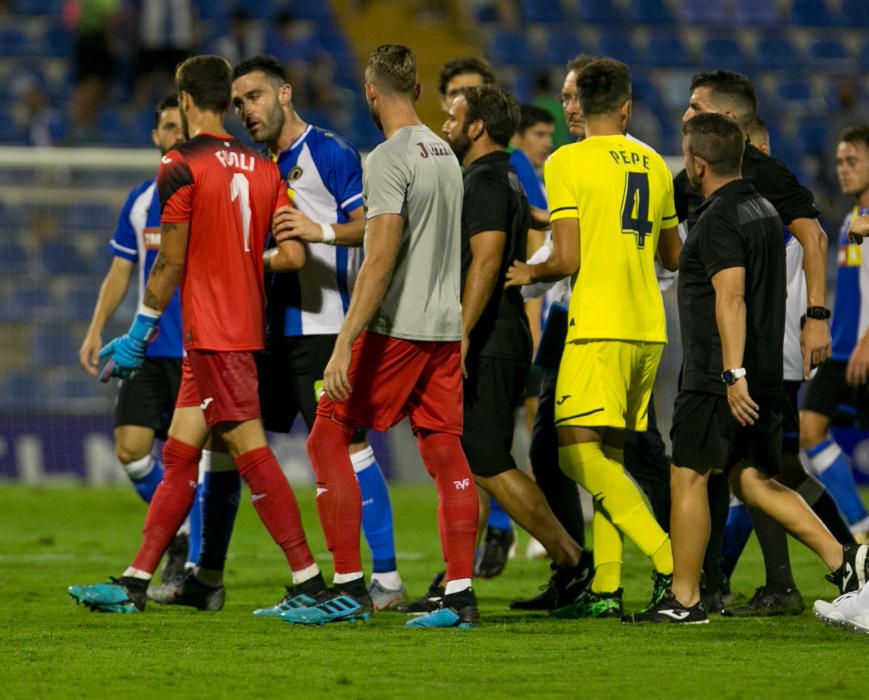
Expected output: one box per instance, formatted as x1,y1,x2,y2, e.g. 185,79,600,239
702,590,725,615
623,590,709,624
724,585,804,617
827,544,869,593
149,570,225,611
161,532,189,583
475,527,515,579
406,587,481,629
398,571,445,614
510,550,594,611
550,588,623,619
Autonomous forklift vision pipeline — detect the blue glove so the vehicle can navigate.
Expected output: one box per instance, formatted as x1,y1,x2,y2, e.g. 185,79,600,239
98,312,160,382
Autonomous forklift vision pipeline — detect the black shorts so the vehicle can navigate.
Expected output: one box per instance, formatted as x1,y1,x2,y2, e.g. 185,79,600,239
801,359,869,428
114,357,182,440
671,390,782,475
462,356,528,478
258,334,365,441
782,380,801,455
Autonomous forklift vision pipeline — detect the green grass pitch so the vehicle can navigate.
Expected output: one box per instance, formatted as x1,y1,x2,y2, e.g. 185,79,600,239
0,484,866,699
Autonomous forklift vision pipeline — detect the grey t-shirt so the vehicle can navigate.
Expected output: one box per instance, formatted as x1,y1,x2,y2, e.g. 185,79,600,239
363,125,463,341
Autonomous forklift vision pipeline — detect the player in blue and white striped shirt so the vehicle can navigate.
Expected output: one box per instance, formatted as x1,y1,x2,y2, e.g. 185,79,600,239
231,56,406,612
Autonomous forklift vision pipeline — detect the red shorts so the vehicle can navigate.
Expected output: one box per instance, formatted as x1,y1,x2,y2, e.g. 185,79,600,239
175,350,260,426
316,330,463,435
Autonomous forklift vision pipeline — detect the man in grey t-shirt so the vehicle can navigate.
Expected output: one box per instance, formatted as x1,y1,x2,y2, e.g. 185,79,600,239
288,45,481,630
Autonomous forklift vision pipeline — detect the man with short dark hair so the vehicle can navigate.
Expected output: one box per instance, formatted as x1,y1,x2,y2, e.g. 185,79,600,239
632,113,869,624
230,55,408,613
296,45,480,629
437,56,498,112
69,55,318,614
675,69,838,615
442,84,591,604
507,58,682,619
800,126,869,545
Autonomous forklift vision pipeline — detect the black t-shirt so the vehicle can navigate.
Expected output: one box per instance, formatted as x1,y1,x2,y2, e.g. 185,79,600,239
674,143,820,230
461,150,532,363
677,179,786,396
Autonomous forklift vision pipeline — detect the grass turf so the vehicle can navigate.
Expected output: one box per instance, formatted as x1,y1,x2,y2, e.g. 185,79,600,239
0,484,866,699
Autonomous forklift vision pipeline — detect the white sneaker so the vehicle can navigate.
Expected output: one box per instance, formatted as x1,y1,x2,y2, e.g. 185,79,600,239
814,591,859,628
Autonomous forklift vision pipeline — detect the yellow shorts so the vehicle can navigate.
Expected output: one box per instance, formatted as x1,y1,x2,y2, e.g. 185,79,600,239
554,340,664,431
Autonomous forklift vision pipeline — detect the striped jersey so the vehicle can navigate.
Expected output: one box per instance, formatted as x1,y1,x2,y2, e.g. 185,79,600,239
109,179,183,358
783,229,807,380
831,207,869,362
267,124,364,337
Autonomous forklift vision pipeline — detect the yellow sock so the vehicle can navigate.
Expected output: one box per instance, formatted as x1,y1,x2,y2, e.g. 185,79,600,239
590,507,622,593
559,442,671,569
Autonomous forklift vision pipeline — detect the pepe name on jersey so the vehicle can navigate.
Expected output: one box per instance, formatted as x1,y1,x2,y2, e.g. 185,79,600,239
608,148,652,170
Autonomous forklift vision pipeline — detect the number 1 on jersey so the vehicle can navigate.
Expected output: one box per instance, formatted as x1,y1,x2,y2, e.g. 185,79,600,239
231,173,252,252
621,171,653,249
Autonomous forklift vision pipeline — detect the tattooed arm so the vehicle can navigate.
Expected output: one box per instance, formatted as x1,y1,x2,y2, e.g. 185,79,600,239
141,221,189,312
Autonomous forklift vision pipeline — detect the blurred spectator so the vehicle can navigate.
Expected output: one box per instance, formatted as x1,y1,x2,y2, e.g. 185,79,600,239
134,0,196,91
65,0,122,87
14,77,66,147
530,70,569,148
265,10,322,66
210,6,264,67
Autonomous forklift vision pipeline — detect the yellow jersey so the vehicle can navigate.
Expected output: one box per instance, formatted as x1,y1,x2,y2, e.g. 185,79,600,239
545,134,678,343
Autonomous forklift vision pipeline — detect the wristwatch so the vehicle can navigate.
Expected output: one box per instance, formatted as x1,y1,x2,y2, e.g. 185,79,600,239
805,306,831,320
721,368,747,386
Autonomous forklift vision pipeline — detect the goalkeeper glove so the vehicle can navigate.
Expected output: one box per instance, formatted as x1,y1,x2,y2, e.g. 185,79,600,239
98,310,160,382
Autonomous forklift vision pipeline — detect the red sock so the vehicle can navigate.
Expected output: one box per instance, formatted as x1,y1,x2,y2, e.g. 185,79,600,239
234,447,314,571
234,446,315,572
131,438,200,573
417,431,478,582
306,417,362,575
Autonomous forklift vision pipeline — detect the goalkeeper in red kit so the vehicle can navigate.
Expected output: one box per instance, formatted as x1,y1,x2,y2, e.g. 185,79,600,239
68,55,327,613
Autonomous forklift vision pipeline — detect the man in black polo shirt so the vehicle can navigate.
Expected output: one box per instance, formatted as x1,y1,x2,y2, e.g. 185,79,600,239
673,70,842,615
632,113,869,624
443,84,591,605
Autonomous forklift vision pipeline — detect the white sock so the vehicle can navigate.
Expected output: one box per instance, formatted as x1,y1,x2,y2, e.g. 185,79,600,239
333,571,364,585
371,570,402,589
123,454,154,480
122,567,152,581
444,578,472,596
292,563,321,585
350,445,376,473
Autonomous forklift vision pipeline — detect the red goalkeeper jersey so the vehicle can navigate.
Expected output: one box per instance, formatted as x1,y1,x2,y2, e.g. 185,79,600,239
158,133,290,351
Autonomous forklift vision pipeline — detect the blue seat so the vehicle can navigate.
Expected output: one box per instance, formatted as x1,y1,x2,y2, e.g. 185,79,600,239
642,34,691,67
0,28,30,58
576,0,623,24
538,28,582,66
47,372,103,410
797,118,830,155
701,38,748,71
288,0,331,20
42,23,72,58
755,37,802,70
809,40,851,68
67,203,117,231
627,0,671,24
0,373,46,410
41,242,87,275
32,325,78,367
10,283,53,321
860,44,869,70
193,0,228,20
790,0,836,26
521,0,565,23
777,80,814,105
734,0,780,26
597,32,639,66
14,0,63,13
0,240,30,275
841,0,869,27
680,0,727,24
487,30,534,66
242,0,275,19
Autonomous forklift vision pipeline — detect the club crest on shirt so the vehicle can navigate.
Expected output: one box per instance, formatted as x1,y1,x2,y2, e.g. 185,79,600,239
839,243,862,267
288,166,303,183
